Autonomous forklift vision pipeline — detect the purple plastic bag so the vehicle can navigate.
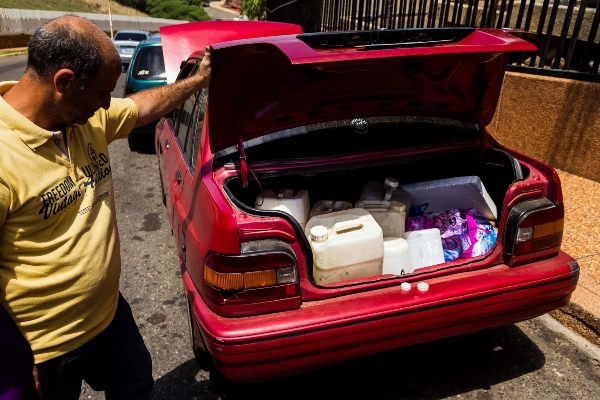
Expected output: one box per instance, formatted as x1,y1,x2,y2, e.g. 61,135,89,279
427,208,497,262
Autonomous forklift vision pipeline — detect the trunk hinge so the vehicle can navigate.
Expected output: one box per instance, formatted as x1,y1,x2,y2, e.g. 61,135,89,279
233,96,249,188
237,134,249,188
476,79,491,156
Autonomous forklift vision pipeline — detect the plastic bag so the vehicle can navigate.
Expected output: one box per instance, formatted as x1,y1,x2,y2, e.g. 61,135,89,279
427,208,497,262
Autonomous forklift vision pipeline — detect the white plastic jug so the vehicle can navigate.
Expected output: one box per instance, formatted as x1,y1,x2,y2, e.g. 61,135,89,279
359,177,412,211
256,188,310,229
355,199,406,238
383,237,412,275
305,208,384,284
308,200,353,220
403,228,445,270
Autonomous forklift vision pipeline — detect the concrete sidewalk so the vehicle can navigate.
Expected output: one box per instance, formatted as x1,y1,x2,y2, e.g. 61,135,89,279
550,170,600,346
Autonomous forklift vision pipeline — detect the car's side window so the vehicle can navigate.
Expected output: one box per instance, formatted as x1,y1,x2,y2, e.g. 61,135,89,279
167,60,197,133
177,92,196,160
190,88,208,175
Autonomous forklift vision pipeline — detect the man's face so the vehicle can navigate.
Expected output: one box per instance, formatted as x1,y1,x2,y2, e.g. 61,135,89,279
59,63,121,126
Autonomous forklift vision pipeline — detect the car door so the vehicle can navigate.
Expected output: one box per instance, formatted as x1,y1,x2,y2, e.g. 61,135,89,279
175,88,208,265
157,59,198,227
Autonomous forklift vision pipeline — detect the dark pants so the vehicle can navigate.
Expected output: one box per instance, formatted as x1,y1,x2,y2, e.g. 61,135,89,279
0,305,38,400
36,293,153,400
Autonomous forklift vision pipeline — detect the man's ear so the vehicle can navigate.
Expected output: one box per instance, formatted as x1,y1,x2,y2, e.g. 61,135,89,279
54,69,76,93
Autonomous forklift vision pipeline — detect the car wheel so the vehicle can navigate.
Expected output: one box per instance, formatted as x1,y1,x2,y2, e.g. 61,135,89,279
186,296,214,370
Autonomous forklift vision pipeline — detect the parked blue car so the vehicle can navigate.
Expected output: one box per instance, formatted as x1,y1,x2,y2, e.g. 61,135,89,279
124,36,166,152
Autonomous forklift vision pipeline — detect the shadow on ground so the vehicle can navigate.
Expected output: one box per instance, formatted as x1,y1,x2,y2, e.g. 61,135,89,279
152,323,545,400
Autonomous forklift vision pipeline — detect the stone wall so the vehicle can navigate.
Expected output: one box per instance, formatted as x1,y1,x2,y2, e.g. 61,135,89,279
488,72,600,181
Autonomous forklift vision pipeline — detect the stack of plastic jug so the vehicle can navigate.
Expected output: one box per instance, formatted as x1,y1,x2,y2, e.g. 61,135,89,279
308,200,353,220
383,237,412,275
356,177,410,238
305,208,384,284
255,188,310,229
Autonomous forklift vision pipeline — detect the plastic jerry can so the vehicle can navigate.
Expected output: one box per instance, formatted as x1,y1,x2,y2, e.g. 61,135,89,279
403,228,445,270
382,237,412,275
305,208,384,284
355,199,406,238
255,188,310,229
359,177,412,211
308,200,353,220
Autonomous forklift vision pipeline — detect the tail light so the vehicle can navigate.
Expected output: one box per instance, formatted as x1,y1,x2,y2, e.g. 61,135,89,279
201,240,300,316
504,198,564,266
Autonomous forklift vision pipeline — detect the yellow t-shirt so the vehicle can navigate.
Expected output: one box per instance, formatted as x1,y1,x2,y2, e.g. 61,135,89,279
0,81,138,363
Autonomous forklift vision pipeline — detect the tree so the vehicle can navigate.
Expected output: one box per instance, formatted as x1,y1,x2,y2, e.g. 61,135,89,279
241,0,266,20
146,0,211,21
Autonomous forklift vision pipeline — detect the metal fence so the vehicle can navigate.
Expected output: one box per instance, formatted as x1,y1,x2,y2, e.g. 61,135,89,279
267,0,600,82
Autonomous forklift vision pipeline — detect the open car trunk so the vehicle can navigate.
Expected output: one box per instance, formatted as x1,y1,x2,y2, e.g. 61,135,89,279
222,120,525,287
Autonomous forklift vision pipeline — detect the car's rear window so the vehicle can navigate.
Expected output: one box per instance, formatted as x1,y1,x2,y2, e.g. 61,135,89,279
132,46,166,81
115,32,147,41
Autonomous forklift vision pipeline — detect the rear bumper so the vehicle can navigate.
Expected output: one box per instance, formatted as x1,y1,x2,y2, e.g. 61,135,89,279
185,251,578,382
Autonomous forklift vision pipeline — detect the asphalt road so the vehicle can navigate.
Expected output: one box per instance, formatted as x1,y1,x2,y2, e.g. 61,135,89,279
2,55,600,399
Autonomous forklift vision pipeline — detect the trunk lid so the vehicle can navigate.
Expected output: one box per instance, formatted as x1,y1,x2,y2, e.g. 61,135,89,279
160,21,304,83
201,28,534,153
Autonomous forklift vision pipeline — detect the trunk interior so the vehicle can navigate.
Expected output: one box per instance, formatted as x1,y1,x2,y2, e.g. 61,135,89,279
224,144,526,286
226,147,523,222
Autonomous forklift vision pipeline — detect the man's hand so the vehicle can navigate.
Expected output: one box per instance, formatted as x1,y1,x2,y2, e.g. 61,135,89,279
129,46,212,128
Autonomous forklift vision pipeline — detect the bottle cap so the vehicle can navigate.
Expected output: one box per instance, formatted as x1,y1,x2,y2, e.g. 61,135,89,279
400,282,411,291
384,177,399,189
417,282,429,292
310,225,328,243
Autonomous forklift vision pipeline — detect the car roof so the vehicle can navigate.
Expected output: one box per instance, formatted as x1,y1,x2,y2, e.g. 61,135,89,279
116,30,149,34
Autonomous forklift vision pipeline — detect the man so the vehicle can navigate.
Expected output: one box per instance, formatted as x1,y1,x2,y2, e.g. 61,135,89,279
0,15,211,399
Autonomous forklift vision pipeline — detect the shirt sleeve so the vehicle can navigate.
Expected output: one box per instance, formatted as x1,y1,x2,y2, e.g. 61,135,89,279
101,98,139,144
0,176,10,229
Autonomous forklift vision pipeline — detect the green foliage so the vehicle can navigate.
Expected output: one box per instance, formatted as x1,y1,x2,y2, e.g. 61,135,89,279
240,0,266,20
146,0,211,21
116,0,147,12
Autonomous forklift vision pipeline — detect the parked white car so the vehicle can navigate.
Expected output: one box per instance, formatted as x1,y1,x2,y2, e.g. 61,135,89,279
112,30,150,67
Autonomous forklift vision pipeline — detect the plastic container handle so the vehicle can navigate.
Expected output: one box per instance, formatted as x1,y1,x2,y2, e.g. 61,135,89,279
333,220,363,234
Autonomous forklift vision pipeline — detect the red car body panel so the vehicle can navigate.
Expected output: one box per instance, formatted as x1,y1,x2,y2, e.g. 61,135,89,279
160,21,303,83
185,251,576,382
155,23,576,382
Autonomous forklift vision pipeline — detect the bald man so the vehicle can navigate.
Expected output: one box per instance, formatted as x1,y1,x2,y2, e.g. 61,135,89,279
0,16,211,399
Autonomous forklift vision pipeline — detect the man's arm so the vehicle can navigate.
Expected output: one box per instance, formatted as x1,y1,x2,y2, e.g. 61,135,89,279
128,46,212,128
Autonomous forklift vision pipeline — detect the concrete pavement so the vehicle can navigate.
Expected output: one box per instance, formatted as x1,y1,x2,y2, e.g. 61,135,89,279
550,170,600,347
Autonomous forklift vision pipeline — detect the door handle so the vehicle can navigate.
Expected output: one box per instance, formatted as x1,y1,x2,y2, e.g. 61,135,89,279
165,139,169,149
175,170,181,184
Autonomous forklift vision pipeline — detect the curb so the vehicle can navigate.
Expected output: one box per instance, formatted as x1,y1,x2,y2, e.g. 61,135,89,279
540,314,600,362
0,48,27,57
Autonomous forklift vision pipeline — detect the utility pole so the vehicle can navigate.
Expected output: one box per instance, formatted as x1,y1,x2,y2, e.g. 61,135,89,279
107,0,114,39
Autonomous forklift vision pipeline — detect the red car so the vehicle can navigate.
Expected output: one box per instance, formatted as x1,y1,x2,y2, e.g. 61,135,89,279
156,21,578,382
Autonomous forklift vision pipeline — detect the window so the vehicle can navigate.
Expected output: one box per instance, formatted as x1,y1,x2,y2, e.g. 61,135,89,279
190,88,208,174
131,46,166,81
114,32,148,41
168,60,197,132
177,93,197,161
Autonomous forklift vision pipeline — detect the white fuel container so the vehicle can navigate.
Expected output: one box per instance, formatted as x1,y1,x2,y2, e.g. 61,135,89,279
403,228,445,270
382,237,412,275
255,188,310,229
355,200,406,238
308,200,353,220
359,177,412,211
305,208,384,284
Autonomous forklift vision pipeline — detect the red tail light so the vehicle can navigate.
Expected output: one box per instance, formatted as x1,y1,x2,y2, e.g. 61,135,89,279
504,199,564,266
201,240,300,316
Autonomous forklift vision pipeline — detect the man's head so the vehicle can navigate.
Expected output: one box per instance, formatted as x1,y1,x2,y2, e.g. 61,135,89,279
26,16,122,127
